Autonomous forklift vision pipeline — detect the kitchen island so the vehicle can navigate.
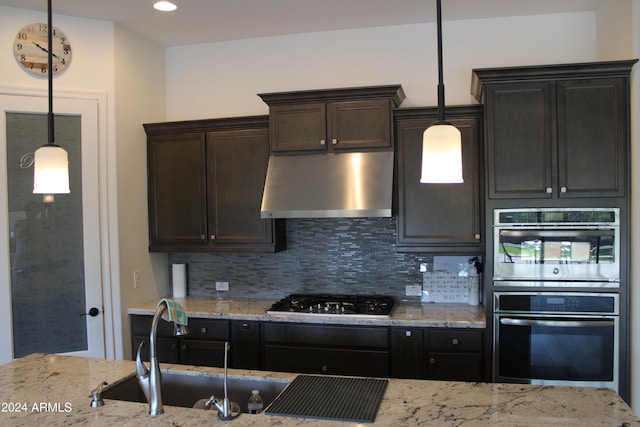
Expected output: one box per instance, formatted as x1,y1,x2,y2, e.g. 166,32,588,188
0,353,637,426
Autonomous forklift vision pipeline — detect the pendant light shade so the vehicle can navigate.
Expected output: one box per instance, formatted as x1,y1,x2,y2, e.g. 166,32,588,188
33,0,70,195
420,123,463,183
33,144,70,194
420,0,463,184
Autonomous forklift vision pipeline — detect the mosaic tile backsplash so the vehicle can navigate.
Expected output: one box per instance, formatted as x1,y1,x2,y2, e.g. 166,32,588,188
169,217,433,300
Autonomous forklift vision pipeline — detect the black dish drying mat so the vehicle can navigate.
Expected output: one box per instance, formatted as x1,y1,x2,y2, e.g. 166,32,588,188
265,375,388,423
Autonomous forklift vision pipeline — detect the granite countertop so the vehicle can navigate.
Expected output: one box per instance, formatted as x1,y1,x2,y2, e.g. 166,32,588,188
128,296,486,328
0,353,638,426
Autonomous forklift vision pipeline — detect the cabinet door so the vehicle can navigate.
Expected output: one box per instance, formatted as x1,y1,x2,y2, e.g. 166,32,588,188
427,353,483,381
207,128,274,246
147,133,207,245
485,82,554,199
132,335,180,364
557,78,626,198
231,321,262,370
396,116,482,252
390,328,424,379
269,103,327,152
179,339,226,367
328,99,392,150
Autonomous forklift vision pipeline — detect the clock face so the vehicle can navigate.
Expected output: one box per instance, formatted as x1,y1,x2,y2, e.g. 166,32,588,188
14,23,72,76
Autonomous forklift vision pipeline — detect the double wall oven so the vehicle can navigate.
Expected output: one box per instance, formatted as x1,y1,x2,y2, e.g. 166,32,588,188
492,208,620,392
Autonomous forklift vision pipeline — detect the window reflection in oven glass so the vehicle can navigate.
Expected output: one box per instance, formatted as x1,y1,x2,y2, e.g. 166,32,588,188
497,232,615,265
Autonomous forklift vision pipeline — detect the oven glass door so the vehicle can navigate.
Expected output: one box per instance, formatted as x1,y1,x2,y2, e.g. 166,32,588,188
495,314,617,389
494,228,619,282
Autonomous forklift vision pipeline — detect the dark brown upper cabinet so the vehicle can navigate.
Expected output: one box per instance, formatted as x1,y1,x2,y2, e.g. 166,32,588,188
259,85,405,153
395,106,483,253
472,60,636,200
144,116,285,253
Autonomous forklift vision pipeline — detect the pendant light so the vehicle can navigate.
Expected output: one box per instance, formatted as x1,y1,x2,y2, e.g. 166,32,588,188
420,0,463,184
33,0,70,196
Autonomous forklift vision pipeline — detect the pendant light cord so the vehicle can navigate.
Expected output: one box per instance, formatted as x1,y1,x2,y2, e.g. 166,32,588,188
47,0,54,145
436,0,446,123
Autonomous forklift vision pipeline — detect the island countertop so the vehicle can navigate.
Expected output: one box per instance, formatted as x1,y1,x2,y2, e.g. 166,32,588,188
0,353,638,426
128,296,486,328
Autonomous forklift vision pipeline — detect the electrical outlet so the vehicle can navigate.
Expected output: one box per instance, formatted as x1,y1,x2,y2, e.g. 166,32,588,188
133,271,140,289
215,281,229,291
405,285,422,296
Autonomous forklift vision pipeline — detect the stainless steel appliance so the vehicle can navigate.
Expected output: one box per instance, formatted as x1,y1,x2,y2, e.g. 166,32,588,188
492,208,621,392
267,294,395,318
493,208,619,286
494,292,618,391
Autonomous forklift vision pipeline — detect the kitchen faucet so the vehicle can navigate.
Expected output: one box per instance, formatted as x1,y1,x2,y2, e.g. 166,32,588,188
136,299,189,416
204,341,240,420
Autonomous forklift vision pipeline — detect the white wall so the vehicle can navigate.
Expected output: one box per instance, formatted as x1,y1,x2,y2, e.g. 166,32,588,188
165,12,599,120
113,24,166,360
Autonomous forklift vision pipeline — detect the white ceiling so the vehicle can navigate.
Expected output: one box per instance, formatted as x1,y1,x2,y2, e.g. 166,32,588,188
0,0,603,47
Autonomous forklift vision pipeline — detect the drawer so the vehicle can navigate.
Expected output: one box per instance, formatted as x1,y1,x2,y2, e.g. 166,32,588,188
263,323,388,348
130,315,174,336
428,329,482,353
187,318,230,340
264,344,390,377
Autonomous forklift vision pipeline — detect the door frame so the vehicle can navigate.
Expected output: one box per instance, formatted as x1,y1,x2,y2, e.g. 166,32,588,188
0,86,114,362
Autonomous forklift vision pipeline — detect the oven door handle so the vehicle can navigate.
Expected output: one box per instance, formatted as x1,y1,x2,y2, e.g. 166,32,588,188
499,317,614,328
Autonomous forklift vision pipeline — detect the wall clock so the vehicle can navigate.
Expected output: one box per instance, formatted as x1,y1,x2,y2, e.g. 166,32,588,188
14,23,72,76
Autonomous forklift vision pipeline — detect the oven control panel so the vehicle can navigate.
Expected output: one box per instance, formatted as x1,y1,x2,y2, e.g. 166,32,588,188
495,292,618,315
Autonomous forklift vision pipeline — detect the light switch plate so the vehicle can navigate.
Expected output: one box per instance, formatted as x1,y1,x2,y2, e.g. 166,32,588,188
405,285,422,296
215,281,229,291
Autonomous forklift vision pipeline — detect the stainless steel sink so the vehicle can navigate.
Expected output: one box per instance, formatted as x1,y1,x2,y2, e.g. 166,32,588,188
102,371,289,413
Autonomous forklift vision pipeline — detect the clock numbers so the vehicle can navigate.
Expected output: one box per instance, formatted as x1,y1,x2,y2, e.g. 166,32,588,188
13,23,72,76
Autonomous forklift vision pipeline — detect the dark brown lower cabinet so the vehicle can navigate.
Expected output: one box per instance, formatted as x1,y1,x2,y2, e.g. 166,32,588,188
130,315,485,382
391,327,484,382
262,323,390,377
230,321,262,370
130,315,229,367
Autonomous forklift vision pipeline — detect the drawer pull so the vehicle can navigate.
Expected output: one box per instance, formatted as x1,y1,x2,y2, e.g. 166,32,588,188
181,344,187,350
452,338,459,345
405,330,412,337
429,357,436,365
321,365,328,372
200,327,207,334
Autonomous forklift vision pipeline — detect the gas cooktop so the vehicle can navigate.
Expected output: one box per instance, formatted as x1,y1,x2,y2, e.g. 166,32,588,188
267,294,395,318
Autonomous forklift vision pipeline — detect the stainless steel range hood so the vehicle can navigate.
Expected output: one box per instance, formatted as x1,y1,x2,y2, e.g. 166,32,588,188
260,151,394,219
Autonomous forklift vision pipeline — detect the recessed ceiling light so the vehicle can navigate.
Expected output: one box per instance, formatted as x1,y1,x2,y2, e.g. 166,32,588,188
153,1,177,12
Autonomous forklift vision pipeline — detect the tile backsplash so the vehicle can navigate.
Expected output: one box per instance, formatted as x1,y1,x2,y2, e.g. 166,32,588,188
169,217,433,300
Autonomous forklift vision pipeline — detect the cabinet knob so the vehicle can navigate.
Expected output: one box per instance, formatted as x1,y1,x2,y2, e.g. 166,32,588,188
211,234,216,240
331,138,337,145
320,139,326,145
242,323,250,329
200,327,207,334
200,235,206,240
474,234,480,240
181,344,187,350
429,357,436,365
171,344,177,350
546,187,552,193
560,186,567,193
452,338,459,345
405,330,412,337
321,365,328,372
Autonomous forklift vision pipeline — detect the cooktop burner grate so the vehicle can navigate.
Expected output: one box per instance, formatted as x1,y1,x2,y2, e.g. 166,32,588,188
267,294,395,317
